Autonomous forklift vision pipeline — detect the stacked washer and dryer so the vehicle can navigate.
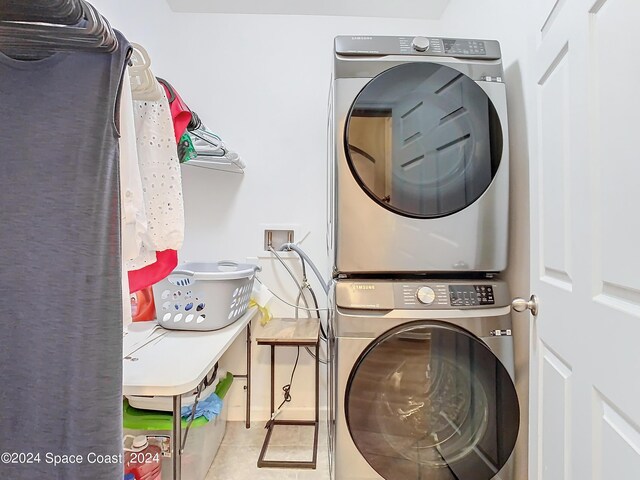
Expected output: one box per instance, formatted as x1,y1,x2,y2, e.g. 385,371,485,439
327,36,520,480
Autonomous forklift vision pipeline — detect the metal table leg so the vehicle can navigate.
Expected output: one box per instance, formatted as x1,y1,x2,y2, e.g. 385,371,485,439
315,340,319,425
313,340,319,466
270,345,275,416
172,395,182,480
246,323,252,429
233,323,253,429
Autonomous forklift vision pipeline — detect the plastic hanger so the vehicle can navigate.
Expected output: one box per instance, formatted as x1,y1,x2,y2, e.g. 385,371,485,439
128,43,151,74
0,0,118,56
0,1,115,53
0,0,84,24
156,77,176,103
187,111,202,131
146,77,245,173
129,43,164,101
190,128,225,155
129,44,161,99
185,122,245,170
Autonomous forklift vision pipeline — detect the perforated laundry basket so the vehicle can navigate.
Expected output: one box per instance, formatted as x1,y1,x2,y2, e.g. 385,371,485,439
153,261,260,331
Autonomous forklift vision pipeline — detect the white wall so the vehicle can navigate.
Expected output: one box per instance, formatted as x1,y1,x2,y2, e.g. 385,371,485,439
439,2,533,478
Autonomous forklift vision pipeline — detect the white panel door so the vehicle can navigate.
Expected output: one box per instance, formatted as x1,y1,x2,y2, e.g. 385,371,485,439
528,0,640,479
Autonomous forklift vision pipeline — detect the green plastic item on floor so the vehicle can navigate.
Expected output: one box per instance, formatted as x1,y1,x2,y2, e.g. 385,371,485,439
123,372,233,431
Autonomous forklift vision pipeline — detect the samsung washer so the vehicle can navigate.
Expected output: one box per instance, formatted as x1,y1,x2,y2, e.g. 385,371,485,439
328,36,509,276
328,279,520,480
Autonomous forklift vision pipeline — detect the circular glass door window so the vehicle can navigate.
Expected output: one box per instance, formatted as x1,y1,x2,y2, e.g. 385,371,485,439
345,321,519,480
345,63,503,218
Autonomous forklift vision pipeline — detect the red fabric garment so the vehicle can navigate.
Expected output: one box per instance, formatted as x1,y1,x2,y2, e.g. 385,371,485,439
162,83,192,142
128,249,177,294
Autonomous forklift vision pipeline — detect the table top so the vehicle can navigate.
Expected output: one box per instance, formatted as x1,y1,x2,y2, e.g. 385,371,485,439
255,317,320,346
122,307,258,397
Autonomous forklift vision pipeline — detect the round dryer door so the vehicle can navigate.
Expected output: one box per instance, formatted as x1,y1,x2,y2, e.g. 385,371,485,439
345,321,519,480
345,62,503,218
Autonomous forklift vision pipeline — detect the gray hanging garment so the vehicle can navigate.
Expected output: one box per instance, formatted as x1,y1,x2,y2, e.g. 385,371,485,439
0,31,131,479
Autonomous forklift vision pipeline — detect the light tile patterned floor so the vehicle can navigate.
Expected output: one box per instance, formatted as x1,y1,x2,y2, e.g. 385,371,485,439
206,422,330,480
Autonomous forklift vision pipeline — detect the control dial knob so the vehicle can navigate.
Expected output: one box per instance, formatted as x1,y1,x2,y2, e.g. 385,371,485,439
412,36,430,52
416,286,436,305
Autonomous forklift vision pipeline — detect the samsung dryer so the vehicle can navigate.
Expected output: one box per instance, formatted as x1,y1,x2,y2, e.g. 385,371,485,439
328,279,520,480
329,36,509,276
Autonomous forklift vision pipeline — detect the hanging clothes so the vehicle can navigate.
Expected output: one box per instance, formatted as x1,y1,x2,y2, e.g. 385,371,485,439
132,94,184,251
119,67,148,325
127,85,185,292
119,67,148,265
161,81,192,142
0,31,131,480
125,81,196,292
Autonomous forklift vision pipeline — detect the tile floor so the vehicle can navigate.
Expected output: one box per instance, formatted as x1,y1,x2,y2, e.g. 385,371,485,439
205,422,330,480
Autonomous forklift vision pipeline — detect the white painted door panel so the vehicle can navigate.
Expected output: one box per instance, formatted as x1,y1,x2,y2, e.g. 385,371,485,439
529,0,640,480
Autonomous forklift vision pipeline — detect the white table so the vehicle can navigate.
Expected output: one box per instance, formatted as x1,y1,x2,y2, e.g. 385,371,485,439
123,307,257,480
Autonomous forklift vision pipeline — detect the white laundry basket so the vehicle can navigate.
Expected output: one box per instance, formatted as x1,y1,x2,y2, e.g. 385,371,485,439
153,261,260,331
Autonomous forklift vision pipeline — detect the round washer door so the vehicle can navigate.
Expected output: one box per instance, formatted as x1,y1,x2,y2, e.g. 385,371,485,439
345,321,519,480
345,62,503,218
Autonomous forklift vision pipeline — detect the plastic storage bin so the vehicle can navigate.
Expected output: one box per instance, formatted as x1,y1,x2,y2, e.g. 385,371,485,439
123,374,233,480
153,261,260,331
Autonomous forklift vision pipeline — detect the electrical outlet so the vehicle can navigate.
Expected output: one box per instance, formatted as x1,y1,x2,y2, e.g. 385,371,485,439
264,229,294,251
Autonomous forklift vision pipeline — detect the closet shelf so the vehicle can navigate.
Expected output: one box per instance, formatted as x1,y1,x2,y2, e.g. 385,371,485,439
183,157,245,174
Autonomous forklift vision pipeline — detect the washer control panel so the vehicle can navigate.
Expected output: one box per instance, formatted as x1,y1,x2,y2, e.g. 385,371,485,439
337,280,509,310
449,285,495,306
395,282,502,308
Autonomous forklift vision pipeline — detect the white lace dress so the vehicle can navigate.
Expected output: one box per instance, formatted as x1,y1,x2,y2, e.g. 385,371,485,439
127,90,184,270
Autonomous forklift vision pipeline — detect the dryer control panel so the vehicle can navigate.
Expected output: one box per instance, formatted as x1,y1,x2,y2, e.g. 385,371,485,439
335,35,502,60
